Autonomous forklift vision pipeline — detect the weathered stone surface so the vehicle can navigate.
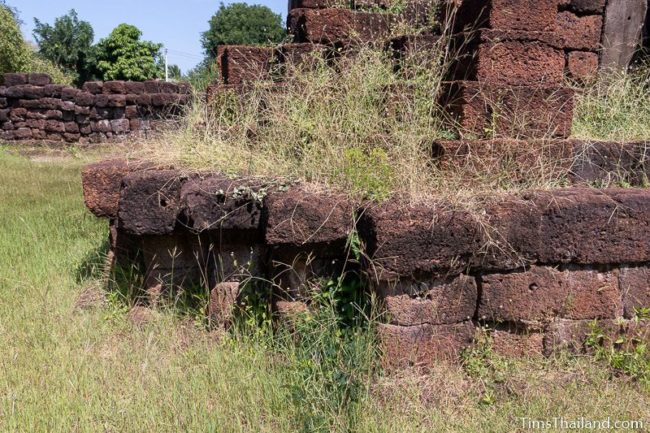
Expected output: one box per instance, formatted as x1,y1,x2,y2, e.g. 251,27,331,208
27,73,52,86
491,328,545,357
619,266,650,318
110,118,130,133
269,244,347,298
442,81,574,139
569,140,650,186
207,282,241,328
141,233,206,296
451,30,565,86
567,51,599,81
479,266,621,322
559,0,606,14
14,127,33,140
216,45,275,85
555,11,603,51
530,188,650,265
378,322,475,368
453,0,558,32
143,81,161,93
2,73,28,86
181,175,266,231
288,8,395,44
360,201,483,278
601,0,648,69
544,319,650,355
363,188,650,278
103,81,126,94
125,81,145,94
81,159,150,218
279,43,327,65
82,81,103,94
382,274,477,325
288,0,340,8
264,186,355,245
118,170,188,235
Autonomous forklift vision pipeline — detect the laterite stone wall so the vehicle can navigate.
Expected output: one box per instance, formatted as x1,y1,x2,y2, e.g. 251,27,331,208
0,73,191,143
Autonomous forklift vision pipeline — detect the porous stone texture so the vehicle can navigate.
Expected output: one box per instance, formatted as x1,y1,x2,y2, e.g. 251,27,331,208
479,266,622,322
490,328,545,357
216,46,275,85
287,8,395,44
1,76,190,143
544,319,650,355
360,200,483,279
451,30,566,86
452,0,559,32
118,170,188,236
82,159,158,218
555,11,603,51
559,0,607,14
207,282,241,328
264,187,355,246
619,266,650,318
82,160,650,366
441,81,575,139
567,51,599,81
288,0,340,8
430,139,650,188
180,175,267,232
378,322,476,368
381,274,478,325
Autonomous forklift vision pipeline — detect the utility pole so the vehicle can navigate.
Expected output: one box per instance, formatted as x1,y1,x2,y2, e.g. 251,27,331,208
164,48,169,82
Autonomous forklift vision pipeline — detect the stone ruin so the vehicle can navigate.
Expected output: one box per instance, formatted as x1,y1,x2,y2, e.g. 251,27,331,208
0,73,191,143
79,0,650,368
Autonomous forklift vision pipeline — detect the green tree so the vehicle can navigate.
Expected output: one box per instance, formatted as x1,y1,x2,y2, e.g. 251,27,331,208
92,24,163,81
0,0,21,23
33,9,94,83
167,64,182,81
201,2,285,58
184,58,218,92
0,4,29,75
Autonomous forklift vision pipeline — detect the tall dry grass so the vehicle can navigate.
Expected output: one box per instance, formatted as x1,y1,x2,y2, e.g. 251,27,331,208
135,23,650,205
573,64,650,142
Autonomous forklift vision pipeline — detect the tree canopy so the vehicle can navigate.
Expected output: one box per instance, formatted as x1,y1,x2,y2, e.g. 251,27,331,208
33,9,94,83
201,2,285,58
0,4,29,75
93,24,163,81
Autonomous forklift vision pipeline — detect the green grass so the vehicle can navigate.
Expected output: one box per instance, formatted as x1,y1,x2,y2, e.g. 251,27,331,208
572,65,650,142
1,147,650,432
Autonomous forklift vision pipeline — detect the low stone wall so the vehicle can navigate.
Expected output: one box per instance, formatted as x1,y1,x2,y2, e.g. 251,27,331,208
0,73,191,144
81,143,650,368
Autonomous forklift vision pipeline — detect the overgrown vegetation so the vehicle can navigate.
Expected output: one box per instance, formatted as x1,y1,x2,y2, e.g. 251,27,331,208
140,37,460,203
140,14,650,204
586,318,650,391
0,4,74,85
1,149,649,431
573,64,650,142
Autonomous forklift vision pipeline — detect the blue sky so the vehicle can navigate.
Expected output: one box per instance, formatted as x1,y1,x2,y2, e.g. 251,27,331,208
14,0,287,74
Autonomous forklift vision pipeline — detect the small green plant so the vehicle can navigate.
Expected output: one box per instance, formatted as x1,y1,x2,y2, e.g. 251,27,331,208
586,321,650,390
461,327,513,405
634,307,650,320
339,147,395,201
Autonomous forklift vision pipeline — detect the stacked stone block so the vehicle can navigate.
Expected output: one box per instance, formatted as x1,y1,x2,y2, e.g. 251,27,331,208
0,73,191,143
364,187,650,366
78,1,650,368
442,0,606,139
81,155,650,367
207,1,434,97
